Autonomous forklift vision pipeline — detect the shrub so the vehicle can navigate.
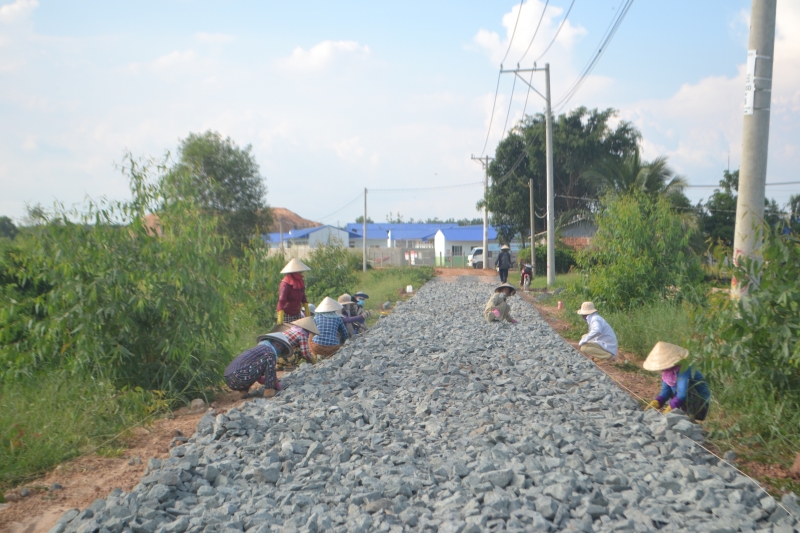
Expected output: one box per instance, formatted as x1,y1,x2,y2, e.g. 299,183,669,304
0,155,235,398
303,242,358,304
576,192,703,310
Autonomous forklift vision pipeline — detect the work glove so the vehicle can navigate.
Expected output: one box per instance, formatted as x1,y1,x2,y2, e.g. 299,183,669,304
303,303,310,317
277,310,285,324
511,319,519,324
492,309,501,319
662,405,672,414
644,400,660,411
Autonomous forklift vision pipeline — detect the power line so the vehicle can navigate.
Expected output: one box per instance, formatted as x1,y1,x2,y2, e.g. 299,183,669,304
554,193,742,214
500,72,518,140
686,181,800,188
534,0,576,63
479,70,503,157
553,0,635,113
317,192,364,222
501,0,525,66
518,0,550,64
371,181,483,192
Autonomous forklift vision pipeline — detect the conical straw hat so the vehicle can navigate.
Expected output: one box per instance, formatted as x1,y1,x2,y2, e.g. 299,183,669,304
315,296,343,314
576,302,597,315
337,294,353,304
501,244,510,250
281,258,311,274
290,317,319,335
266,324,290,335
494,282,517,297
643,341,688,371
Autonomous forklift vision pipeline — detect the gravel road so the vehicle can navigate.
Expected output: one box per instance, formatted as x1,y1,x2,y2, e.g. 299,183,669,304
53,276,799,533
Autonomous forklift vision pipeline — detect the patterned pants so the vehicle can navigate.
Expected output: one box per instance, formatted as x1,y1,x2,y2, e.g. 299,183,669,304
223,346,277,391
309,340,340,359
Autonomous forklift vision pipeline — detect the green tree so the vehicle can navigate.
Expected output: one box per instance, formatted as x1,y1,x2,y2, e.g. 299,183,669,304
170,131,271,255
790,194,800,234
354,215,374,224
0,217,17,240
584,148,688,202
481,107,640,246
576,192,703,310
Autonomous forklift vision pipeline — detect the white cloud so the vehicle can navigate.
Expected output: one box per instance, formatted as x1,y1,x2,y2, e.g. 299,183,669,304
0,0,37,24
195,32,235,44
125,50,198,73
277,40,370,71
332,136,366,162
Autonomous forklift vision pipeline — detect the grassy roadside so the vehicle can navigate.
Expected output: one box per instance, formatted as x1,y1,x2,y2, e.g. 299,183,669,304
355,267,435,326
529,275,800,495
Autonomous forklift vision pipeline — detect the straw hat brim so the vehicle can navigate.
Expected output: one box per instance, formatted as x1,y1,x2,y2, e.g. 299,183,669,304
501,245,510,250
281,258,311,274
267,324,290,335
257,333,292,355
643,341,688,371
494,283,517,296
290,317,319,335
315,297,343,314
576,302,598,315
337,294,353,304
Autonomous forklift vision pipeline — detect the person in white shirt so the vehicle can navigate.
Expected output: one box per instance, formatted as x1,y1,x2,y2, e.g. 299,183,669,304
576,302,618,362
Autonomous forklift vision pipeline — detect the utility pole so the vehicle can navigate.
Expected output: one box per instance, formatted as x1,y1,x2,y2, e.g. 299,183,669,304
363,188,367,272
499,63,555,285
529,178,536,278
732,0,776,296
471,155,493,269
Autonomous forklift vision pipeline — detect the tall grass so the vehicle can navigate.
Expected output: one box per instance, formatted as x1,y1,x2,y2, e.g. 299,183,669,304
0,372,157,488
603,301,692,359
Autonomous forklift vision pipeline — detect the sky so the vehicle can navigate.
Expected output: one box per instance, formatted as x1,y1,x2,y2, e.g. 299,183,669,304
1,0,798,225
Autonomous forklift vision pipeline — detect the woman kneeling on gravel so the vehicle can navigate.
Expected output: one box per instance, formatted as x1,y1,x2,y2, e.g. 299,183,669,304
643,341,711,421
224,333,292,399
310,297,350,359
484,283,519,324
268,317,320,368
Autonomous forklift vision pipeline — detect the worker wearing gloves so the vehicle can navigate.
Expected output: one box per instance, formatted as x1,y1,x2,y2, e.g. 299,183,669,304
484,283,519,324
576,302,619,363
643,341,711,421
276,258,311,324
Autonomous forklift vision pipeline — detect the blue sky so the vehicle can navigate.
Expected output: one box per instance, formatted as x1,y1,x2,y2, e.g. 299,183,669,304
1,0,798,224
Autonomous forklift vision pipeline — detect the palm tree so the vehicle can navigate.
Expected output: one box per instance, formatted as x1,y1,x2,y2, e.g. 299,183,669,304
584,148,688,201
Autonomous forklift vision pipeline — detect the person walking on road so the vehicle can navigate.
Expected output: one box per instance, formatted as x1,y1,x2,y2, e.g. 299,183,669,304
310,297,349,359
643,342,711,421
276,258,311,324
577,302,619,363
495,245,512,283
484,283,519,324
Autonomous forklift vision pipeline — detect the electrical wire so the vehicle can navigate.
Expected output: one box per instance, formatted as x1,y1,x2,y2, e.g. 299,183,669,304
553,0,635,113
534,0,576,63
519,0,550,64
520,66,537,118
501,0,525,66
686,181,800,188
317,192,364,222
500,72,518,141
371,181,483,192
479,70,503,157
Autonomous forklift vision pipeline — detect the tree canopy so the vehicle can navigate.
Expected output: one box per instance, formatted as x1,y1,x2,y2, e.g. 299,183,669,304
169,131,271,254
0,217,17,240
481,107,641,244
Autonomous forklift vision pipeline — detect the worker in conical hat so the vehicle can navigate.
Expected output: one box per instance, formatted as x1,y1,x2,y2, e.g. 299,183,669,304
310,297,349,359
484,282,519,324
262,317,320,368
224,333,291,398
576,302,618,363
277,258,311,324
643,342,711,421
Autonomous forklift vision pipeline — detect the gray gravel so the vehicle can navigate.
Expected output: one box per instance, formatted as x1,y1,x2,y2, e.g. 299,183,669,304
53,276,799,533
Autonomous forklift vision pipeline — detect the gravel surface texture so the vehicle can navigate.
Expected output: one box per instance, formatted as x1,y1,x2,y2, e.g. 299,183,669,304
52,277,799,533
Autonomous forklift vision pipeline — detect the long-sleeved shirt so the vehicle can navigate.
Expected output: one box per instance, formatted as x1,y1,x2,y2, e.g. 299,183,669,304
579,313,618,356
277,278,307,316
657,366,711,411
282,325,312,362
312,313,349,346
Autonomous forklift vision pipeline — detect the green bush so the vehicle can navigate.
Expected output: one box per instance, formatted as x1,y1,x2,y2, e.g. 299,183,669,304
303,243,358,304
0,156,236,398
576,192,703,310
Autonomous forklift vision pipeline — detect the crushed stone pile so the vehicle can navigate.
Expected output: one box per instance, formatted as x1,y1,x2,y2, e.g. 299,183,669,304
52,277,799,533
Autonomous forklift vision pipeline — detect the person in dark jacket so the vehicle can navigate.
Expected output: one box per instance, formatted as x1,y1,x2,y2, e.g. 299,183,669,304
277,258,311,324
495,244,512,283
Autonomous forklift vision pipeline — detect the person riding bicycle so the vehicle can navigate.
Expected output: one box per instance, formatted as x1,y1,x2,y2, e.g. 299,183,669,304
520,262,533,289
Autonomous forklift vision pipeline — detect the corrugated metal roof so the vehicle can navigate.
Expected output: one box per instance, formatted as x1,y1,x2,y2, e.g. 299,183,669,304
437,225,498,241
263,225,358,243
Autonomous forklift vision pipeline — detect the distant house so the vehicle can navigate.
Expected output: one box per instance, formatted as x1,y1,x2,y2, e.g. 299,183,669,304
433,225,499,265
346,223,462,249
533,217,597,249
264,225,356,248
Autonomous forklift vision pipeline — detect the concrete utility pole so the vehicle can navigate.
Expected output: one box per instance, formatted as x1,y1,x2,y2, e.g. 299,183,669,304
732,0,777,295
529,178,536,278
499,63,555,285
471,155,493,269
363,188,367,272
